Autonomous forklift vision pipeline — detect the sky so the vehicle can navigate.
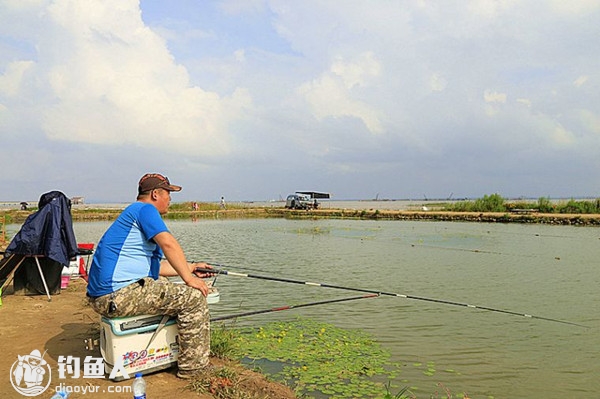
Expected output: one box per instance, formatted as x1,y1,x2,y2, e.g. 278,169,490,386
1,0,600,203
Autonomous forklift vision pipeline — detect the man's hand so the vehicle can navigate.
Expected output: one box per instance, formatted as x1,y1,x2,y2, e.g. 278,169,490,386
192,262,216,278
185,276,211,297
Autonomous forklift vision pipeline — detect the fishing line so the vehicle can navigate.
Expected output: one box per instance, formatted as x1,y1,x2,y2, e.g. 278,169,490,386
407,242,538,258
211,293,379,322
196,264,588,328
427,225,594,241
409,243,507,255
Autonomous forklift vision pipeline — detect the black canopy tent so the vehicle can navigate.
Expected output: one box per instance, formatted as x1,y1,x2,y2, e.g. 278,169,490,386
0,191,79,300
295,191,331,199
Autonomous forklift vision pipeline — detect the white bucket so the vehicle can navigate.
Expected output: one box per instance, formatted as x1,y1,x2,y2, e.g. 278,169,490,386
166,276,220,304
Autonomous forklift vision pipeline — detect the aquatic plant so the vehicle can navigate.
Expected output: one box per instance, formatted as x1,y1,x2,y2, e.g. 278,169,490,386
234,318,403,398
382,382,414,398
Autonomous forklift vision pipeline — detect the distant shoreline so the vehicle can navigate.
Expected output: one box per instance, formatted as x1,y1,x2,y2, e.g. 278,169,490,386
77,207,600,226
3,206,600,226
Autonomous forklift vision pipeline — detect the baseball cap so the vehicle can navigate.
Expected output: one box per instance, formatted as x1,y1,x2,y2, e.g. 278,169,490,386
138,173,182,194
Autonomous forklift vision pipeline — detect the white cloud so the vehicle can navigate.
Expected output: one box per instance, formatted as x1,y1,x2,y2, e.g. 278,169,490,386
233,49,246,63
0,61,34,97
484,90,507,104
429,73,447,92
330,52,380,89
298,52,383,134
573,75,588,87
467,0,519,19
550,0,600,15
551,124,575,146
5,0,250,157
483,90,507,116
578,109,600,135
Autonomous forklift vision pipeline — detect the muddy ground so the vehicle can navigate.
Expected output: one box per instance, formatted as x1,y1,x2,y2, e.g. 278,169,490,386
0,278,297,399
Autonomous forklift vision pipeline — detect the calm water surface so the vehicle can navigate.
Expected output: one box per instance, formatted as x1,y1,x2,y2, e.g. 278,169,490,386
72,218,599,399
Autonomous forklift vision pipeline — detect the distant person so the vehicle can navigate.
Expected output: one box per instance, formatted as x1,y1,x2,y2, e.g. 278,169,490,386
220,196,226,209
192,201,198,211
86,173,215,378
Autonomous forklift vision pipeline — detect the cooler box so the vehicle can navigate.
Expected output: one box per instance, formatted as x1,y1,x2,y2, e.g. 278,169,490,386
100,289,220,381
101,314,179,381
64,243,95,279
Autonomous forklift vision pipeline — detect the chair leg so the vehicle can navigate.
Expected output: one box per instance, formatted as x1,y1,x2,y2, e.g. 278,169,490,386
0,254,26,293
34,256,52,302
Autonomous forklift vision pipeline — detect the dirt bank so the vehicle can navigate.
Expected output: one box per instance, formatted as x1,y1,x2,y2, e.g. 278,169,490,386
264,208,600,226
0,278,297,399
3,207,600,226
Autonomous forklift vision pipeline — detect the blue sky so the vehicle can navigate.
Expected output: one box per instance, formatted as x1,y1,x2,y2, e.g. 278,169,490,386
1,0,599,203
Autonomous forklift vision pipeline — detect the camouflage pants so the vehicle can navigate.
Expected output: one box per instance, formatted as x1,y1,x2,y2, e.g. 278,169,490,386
89,277,210,373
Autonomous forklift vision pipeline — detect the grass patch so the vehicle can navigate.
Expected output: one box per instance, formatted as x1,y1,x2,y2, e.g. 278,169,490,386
444,194,600,214
211,322,241,359
185,366,266,399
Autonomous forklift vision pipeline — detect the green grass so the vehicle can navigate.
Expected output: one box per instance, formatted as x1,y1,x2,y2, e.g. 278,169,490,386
443,194,600,214
170,201,222,211
211,322,241,359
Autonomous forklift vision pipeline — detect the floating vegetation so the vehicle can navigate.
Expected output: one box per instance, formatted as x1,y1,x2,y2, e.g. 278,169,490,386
235,318,403,398
213,318,468,398
291,226,332,235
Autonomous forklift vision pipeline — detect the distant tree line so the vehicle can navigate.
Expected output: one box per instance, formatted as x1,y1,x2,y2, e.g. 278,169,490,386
443,194,600,214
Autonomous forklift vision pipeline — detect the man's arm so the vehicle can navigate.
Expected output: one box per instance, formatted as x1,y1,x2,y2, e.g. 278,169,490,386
153,231,210,296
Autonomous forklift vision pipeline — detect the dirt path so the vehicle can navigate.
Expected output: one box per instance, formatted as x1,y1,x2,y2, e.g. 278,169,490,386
0,278,297,399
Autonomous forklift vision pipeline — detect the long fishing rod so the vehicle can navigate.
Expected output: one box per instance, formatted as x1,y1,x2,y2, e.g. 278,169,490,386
211,293,379,322
195,265,588,328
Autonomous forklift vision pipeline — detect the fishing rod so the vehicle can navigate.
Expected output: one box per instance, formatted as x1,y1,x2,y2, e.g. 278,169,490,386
211,293,379,322
195,264,588,328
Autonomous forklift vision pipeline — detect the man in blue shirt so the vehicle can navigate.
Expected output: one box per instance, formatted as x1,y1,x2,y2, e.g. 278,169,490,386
87,173,214,379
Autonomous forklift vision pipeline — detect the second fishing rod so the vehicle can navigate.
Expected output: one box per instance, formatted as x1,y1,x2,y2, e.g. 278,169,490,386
193,263,588,328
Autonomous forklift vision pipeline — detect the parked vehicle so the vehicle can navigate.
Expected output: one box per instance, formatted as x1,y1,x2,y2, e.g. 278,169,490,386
285,194,312,209
285,191,330,209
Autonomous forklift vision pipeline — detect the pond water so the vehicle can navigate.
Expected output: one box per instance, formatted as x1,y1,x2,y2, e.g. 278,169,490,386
72,218,599,399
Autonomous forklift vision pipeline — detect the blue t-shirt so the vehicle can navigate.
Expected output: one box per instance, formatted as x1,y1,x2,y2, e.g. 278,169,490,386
86,202,169,297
